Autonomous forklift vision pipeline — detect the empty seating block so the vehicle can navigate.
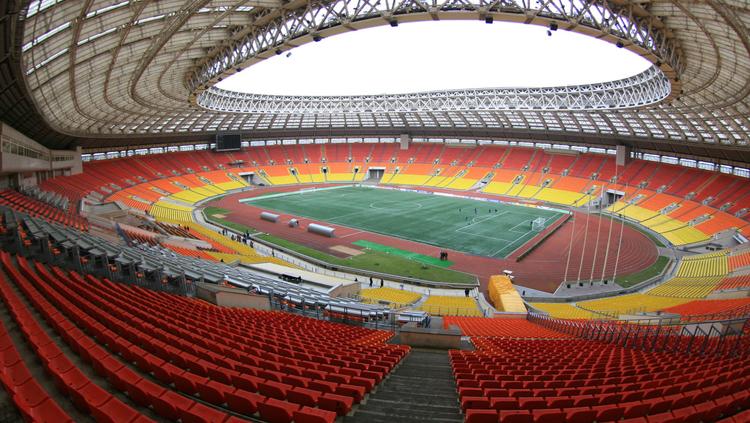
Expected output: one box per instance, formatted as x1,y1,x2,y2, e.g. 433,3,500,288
528,303,604,320
0,251,408,422
577,294,692,317
418,295,483,317
455,337,750,423
359,287,422,308
442,317,570,338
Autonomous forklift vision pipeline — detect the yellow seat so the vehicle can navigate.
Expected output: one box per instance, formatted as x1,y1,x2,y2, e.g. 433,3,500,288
528,303,604,320
360,288,421,308
418,295,482,317
577,294,692,317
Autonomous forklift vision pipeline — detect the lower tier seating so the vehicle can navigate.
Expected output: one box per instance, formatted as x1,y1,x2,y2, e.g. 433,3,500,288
0,254,152,422
676,252,729,278
729,250,750,271
455,337,750,423
359,287,421,308
147,201,193,223
716,274,750,291
577,294,693,317
662,298,750,319
418,295,483,317
442,317,571,339
0,250,408,423
527,303,605,320
0,293,73,422
647,277,724,299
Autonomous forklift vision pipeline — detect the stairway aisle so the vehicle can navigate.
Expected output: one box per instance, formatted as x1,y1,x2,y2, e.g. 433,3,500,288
344,348,463,423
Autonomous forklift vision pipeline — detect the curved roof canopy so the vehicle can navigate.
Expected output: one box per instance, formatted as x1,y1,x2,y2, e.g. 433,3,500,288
1,0,749,164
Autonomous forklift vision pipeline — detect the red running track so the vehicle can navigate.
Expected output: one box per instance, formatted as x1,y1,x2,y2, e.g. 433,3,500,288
208,186,657,294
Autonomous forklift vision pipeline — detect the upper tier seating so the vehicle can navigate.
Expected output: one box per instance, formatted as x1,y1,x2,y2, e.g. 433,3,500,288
39,145,750,250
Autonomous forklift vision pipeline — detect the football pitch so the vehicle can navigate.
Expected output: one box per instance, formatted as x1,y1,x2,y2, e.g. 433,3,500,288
243,186,565,258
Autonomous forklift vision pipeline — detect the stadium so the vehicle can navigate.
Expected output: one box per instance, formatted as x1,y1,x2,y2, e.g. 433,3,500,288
0,0,749,422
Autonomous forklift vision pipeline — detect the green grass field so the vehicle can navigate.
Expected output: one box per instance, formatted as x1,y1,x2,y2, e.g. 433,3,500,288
615,256,670,288
243,186,564,258
256,234,477,284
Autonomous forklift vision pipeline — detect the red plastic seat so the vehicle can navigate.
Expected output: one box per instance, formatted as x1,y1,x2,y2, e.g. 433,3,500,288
499,410,534,423
181,401,229,423
110,366,142,394
564,407,596,423
647,411,681,423
257,397,300,423
287,386,322,407
197,380,231,405
462,396,491,410
623,401,651,419
645,398,673,415
225,389,264,415
20,396,74,423
671,405,702,423
318,392,353,416
55,367,88,395
231,373,262,392
292,406,337,423
172,371,203,395
259,380,292,400
70,381,112,412
308,380,337,394
532,409,564,423
335,383,365,402
466,409,499,423
207,366,234,385
519,397,546,410
90,397,145,423
545,397,573,408
151,390,195,421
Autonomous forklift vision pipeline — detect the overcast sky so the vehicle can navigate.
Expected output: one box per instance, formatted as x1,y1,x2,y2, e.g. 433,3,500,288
217,20,651,96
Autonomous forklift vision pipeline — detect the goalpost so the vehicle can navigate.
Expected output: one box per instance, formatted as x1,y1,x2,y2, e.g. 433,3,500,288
531,217,546,232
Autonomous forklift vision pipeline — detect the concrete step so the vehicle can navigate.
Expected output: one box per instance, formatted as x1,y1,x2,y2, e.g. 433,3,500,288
348,408,463,423
374,390,458,403
365,398,459,413
346,409,463,423
345,349,462,423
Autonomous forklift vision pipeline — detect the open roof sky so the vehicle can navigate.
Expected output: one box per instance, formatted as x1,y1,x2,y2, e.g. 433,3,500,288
218,21,652,96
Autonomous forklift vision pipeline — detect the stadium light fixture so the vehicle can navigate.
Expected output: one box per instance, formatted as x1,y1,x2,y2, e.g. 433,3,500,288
389,20,398,27
549,21,558,31
312,34,322,42
485,16,493,24
616,40,624,48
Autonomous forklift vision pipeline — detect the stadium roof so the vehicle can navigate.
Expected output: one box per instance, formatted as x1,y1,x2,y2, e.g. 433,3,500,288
1,0,749,164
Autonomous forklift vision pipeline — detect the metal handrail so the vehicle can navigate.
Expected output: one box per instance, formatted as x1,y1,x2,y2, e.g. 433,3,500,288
528,311,750,357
